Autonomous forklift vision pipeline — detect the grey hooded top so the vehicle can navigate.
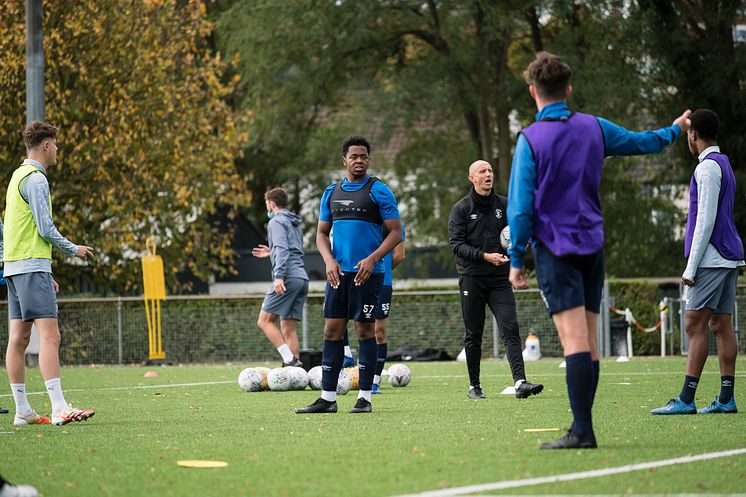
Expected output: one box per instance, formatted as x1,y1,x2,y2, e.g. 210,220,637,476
267,210,308,281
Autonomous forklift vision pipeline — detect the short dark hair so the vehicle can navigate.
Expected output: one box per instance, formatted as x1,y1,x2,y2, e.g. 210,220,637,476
524,52,572,101
690,109,720,142
23,120,58,150
264,187,288,208
342,136,371,157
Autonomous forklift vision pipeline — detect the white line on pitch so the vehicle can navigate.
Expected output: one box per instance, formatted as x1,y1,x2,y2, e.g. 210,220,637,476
390,447,746,497
475,495,746,497
0,380,235,397
1,371,742,397
417,371,746,379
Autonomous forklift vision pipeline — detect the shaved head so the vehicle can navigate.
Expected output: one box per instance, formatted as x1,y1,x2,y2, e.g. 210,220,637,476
469,160,491,176
468,160,494,195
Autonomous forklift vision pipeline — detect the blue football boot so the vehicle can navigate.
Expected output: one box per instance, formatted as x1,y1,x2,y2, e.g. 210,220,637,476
650,397,696,415
698,396,737,414
371,383,382,394
342,354,356,368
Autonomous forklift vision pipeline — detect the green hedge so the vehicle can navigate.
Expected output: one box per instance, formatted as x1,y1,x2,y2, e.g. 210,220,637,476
608,279,676,356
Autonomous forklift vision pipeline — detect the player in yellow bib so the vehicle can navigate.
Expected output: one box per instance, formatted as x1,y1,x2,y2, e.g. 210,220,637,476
1,121,96,427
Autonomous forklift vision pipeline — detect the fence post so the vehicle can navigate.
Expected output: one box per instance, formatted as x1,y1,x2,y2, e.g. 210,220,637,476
659,299,667,358
624,308,634,358
734,298,739,342
302,302,309,350
597,279,611,357
680,283,687,355
117,296,124,365
663,297,674,356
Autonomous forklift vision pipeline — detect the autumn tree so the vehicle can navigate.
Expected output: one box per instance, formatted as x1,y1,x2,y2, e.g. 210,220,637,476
215,0,744,277
0,0,248,293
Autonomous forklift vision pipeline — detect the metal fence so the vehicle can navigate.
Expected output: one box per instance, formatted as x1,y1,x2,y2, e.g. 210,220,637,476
0,290,559,366
0,285,743,366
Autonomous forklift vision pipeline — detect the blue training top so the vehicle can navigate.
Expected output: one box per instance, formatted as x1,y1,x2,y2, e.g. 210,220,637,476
507,101,681,268
319,175,400,273
382,224,406,286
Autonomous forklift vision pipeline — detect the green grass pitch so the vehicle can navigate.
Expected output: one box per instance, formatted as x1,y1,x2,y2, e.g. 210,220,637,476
1,357,745,496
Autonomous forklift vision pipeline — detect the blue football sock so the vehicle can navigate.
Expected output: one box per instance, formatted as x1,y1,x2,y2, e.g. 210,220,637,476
375,342,388,376
321,339,344,392
565,352,594,436
679,375,699,405
357,337,377,391
719,375,735,404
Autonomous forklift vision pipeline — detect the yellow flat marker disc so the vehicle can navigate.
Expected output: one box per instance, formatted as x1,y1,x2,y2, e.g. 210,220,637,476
177,460,228,468
523,428,561,433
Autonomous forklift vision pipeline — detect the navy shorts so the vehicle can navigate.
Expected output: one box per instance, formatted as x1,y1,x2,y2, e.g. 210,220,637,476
261,277,309,320
533,240,604,315
323,273,383,323
374,285,393,320
7,272,58,321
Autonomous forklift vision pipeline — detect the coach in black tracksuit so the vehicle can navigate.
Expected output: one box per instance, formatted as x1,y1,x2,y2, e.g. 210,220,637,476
448,160,543,400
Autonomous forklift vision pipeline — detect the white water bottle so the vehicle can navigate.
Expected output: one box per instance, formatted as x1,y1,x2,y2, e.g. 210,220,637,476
522,334,541,361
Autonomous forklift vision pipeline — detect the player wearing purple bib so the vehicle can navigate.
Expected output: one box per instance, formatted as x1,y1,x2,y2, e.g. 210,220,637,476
508,52,691,449
651,109,743,415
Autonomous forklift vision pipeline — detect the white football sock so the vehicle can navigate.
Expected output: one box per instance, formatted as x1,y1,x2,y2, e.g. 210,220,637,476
45,378,68,414
358,390,372,402
321,390,337,402
373,374,381,386
10,384,32,416
277,344,294,363
344,346,352,357
515,379,526,388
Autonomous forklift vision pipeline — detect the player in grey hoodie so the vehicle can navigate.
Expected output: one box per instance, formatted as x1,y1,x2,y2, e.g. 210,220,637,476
253,188,309,366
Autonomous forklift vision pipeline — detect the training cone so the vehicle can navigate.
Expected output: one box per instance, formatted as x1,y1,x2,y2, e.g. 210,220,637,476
144,371,159,377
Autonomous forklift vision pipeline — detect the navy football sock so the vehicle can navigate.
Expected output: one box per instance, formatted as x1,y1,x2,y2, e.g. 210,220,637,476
679,375,699,404
358,337,377,391
719,376,735,404
375,342,388,376
342,330,349,347
591,360,600,407
321,339,344,392
565,352,594,436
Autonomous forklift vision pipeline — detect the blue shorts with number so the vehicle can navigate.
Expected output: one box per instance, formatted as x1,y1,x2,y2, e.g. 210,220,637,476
323,273,383,323
374,285,393,320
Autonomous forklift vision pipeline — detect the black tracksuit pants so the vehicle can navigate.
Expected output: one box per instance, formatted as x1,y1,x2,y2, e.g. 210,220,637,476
459,275,525,387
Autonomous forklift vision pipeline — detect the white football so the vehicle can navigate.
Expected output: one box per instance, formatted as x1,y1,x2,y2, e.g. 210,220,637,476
237,368,263,392
267,367,291,391
288,367,309,390
388,364,411,387
255,366,271,390
337,370,352,395
500,225,511,250
308,366,323,390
